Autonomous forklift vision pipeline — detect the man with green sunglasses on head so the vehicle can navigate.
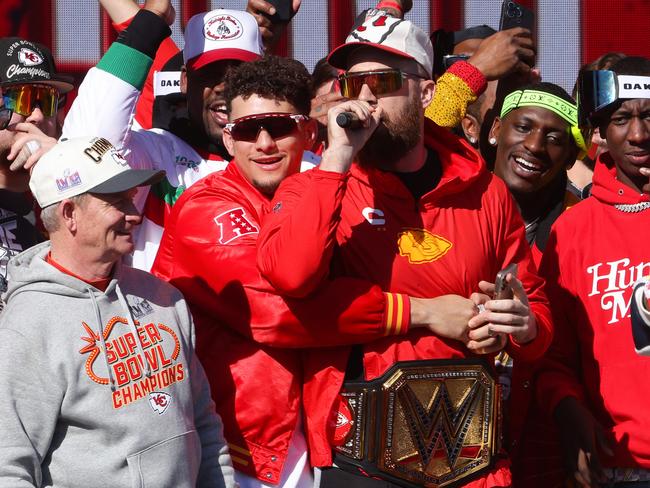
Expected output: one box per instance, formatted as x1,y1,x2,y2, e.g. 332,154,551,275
0,37,73,310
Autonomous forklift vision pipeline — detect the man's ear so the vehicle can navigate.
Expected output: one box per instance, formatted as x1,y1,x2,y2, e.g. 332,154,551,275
60,199,78,233
565,145,579,170
222,127,236,158
460,114,480,146
489,116,502,143
301,118,318,151
180,66,188,95
420,79,436,109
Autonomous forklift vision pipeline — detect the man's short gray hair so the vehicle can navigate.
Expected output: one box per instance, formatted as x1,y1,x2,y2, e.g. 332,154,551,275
40,194,87,233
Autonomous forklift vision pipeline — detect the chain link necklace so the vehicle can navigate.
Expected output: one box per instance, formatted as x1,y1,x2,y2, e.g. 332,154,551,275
614,201,650,213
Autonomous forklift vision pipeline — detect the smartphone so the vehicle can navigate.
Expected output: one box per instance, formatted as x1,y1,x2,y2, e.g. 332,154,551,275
499,0,534,31
264,0,294,24
494,263,518,300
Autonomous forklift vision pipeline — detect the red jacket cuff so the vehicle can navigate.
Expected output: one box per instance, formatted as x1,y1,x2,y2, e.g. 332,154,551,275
384,293,410,336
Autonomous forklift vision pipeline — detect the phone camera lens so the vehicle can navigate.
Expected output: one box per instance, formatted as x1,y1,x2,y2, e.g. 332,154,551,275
507,3,522,18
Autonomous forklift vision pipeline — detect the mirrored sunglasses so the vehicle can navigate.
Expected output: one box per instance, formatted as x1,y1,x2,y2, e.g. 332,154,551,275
337,69,424,98
578,70,617,127
2,84,59,117
225,113,308,142
0,108,13,130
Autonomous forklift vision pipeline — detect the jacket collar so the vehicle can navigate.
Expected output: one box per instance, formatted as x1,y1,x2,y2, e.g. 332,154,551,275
349,119,487,203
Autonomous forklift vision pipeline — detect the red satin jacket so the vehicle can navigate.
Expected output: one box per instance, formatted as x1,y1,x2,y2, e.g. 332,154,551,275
151,162,409,483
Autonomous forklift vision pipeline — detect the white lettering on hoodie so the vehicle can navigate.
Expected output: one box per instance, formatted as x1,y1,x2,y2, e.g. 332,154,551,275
587,258,650,324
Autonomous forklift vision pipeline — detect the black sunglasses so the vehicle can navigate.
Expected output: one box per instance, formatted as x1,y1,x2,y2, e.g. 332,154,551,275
225,112,308,142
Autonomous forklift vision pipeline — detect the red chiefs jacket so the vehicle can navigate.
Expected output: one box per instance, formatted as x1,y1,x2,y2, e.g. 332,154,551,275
257,120,553,485
537,154,650,469
150,163,410,483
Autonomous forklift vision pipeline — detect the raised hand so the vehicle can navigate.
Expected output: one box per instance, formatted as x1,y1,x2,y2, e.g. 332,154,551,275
319,100,382,174
6,123,57,173
468,27,536,81
144,0,175,25
246,0,302,48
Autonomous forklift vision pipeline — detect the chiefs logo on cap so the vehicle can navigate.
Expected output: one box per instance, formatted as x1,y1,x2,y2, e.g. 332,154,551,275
397,228,452,264
18,47,43,67
204,14,243,41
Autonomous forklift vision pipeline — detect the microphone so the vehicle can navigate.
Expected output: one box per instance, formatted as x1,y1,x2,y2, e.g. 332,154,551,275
336,112,363,129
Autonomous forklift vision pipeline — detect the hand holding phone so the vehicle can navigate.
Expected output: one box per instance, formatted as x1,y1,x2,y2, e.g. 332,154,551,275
469,264,538,346
494,263,518,300
263,0,295,24
499,0,534,32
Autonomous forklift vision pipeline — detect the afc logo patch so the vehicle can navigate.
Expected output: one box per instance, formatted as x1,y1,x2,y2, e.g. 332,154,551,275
214,207,259,244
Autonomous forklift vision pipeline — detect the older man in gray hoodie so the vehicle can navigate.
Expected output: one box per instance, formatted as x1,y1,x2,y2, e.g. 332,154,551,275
0,136,236,488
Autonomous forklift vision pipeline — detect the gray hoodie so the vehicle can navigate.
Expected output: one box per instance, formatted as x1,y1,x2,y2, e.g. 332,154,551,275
0,242,236,488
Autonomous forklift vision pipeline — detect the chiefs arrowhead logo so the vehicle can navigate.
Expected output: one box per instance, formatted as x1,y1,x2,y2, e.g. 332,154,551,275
397,228,452,264
329,395,354,446
18,48,43,66
149,391,172,415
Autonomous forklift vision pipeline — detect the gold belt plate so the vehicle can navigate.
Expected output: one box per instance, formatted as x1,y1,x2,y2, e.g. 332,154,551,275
335,360,500,488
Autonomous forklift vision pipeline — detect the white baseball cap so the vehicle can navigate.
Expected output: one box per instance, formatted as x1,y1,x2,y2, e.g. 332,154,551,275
328,12,433,77
183,9,263,71
29,136,164,208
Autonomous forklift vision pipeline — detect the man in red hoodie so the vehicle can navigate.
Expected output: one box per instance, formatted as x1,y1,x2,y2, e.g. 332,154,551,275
257,11,552,488
537,56,650,488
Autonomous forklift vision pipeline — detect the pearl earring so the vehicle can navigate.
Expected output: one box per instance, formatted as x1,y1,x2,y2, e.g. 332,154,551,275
489,137,497,146
468,137,477,144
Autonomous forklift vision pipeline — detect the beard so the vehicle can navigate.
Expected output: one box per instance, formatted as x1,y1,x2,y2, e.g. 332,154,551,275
357,91,422,170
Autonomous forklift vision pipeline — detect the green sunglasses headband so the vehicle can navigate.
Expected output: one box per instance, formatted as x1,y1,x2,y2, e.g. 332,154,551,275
500,89,588,155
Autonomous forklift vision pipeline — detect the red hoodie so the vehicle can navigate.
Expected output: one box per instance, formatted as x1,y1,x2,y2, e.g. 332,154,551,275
537,153,650,468
258,120,553,486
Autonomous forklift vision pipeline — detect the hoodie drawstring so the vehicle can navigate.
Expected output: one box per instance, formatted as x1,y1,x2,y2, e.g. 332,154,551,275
115,284,152,379
87,288,118,392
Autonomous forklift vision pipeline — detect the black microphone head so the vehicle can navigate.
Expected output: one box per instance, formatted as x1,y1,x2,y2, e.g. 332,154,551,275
336,112,353,128
336,112,362,129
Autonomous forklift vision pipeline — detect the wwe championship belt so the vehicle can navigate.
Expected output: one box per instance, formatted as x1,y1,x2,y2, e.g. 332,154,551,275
333,359,501,488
